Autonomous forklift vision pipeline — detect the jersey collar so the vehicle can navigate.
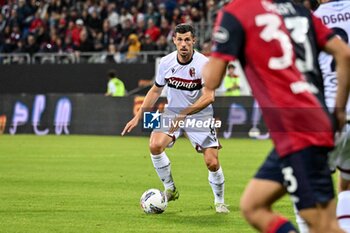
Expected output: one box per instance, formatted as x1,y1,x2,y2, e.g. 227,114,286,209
177,50,194,65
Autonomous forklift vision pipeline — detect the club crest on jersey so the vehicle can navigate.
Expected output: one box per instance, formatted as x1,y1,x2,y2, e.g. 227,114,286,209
189,67,196,77
213,26,229,43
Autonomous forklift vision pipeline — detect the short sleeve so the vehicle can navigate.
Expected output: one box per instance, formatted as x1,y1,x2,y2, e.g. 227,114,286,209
311,13,336,49
155,59,166,87
211,10,245,62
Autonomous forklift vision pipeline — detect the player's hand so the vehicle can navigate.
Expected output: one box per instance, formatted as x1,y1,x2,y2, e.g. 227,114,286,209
168,114,186,134
334,108,346,132
121,117,139,136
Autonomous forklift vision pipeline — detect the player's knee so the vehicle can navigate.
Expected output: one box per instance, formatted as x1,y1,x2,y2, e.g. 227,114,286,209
240,193,267,226
239,196,255,222
205,157,219,171
149,141,165,155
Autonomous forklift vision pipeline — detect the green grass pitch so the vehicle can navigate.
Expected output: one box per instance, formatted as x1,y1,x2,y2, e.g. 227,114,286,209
0,135,300,233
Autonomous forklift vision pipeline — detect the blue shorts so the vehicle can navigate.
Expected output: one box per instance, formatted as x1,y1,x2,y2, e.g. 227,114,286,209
255,147,335,210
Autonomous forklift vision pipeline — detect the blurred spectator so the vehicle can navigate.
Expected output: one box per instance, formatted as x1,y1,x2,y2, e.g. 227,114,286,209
17,0,32,24
13,39,25,53
103,43,121,64
145,18,160,42
157,35,169,52
24,34,39,56
2,26,14,53
87,9,102,32
125,33,140,63
131,5,144,25
171,8,184,25
43,31,60,53
62,35,74,52
71,18,84,47
120,7,133,28
57,17,67,35
99,19,113,49
142,34,157,51
29,11,44,34
0,13,6,32
77,28,94,52
135,19,146,40
144,3,160,27
107,3,119,28
35,25,49,46
8,8,20,28
158,3,172,25
10,24,21,45
120,18,134,43
190,7,203,23
159,18,171,38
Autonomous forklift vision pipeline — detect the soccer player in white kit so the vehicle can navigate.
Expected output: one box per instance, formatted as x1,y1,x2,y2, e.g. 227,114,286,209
121,23,229,213
316,2,350,232
293,0,350,232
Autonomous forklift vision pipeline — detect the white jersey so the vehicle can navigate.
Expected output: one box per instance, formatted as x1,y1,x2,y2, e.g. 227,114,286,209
314,0,350,114
155,50,213,116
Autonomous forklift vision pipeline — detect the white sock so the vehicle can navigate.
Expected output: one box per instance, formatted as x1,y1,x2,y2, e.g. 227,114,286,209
208,166,225,204
337,191,350,233
293,204,310,233
151,152,175,191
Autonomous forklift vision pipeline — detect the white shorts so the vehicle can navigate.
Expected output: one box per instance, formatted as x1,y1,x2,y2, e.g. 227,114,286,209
329,124,350,180
152,108,220,152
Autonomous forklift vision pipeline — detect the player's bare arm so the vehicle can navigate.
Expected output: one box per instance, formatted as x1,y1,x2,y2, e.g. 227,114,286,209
182,87,215,116
168,86,216,134
324,36,350,130
121,84,163,135
202,57,229,91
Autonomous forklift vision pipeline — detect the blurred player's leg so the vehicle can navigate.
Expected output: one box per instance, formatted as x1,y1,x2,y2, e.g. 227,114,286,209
293,205,310,233
335,126,350,232
338,147,350,233
241,150,298,232
282,147,345,233
337,189,350,233
294,129,350,233
149,132,179,201
240,178,297,232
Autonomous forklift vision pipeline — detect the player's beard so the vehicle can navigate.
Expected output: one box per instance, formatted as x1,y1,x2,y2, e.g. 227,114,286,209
179,49,192,61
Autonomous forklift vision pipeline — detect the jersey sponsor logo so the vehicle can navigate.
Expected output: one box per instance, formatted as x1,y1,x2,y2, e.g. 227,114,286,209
213,26,229,43
166,77,202,91
189,67,196,77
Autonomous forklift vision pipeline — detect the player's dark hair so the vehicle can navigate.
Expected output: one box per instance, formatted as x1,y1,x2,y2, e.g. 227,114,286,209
108,69,116,78
174,23,195,37
227,64,235,69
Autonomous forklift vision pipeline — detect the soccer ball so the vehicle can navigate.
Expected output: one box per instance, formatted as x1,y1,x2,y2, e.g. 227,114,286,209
140,188,167,214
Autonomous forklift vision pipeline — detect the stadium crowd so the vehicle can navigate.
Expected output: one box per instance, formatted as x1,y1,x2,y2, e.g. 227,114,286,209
0,0,228,63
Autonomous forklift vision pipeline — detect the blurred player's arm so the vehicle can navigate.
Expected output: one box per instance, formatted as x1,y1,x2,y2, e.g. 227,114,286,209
121,84,163,135
202,57,229,91
324,36,350,130
168,86,217,134
179,86,215,116
168,67,226,134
